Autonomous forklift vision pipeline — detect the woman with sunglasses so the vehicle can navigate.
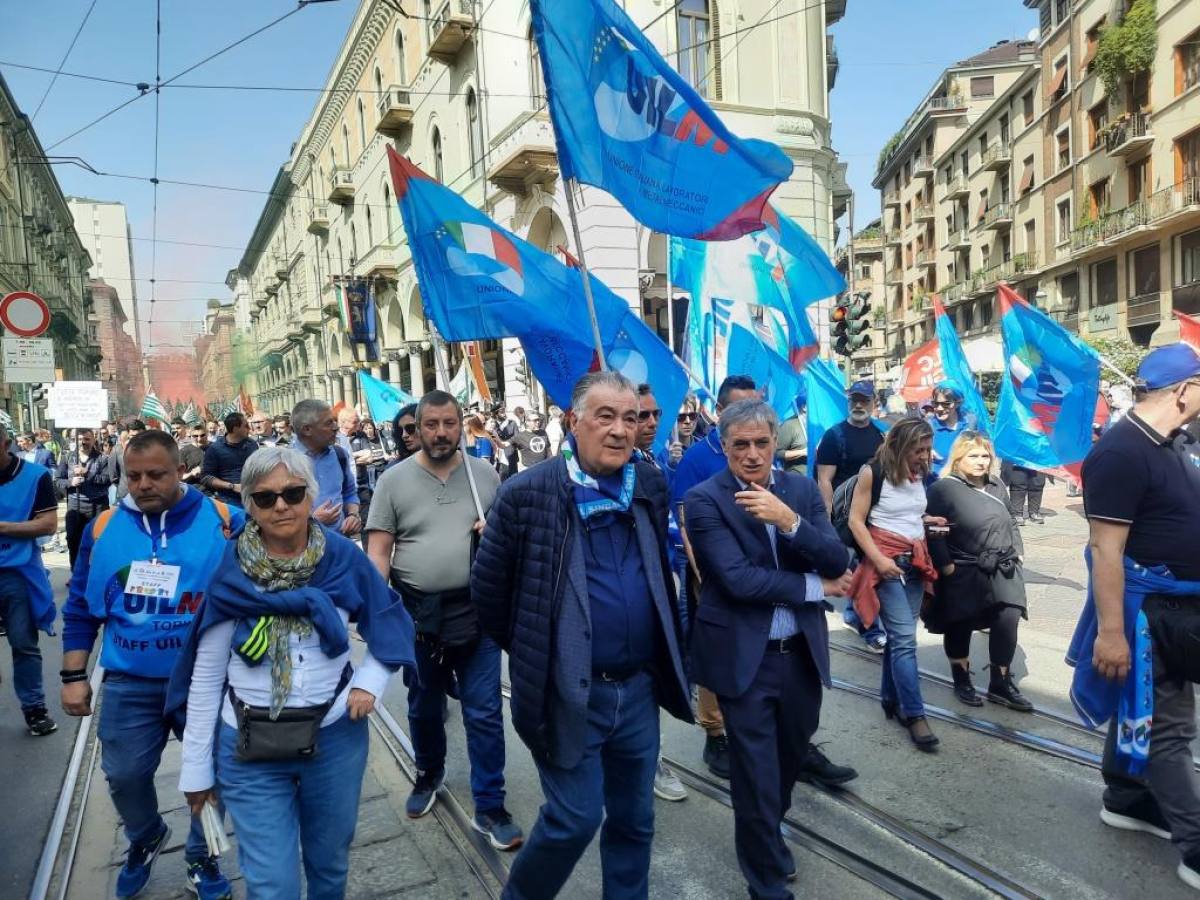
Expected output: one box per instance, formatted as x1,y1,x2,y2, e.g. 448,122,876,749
389,404,419,467
168,447,416,899
675,394,703,448
924,433,1032,711
847,418,943,751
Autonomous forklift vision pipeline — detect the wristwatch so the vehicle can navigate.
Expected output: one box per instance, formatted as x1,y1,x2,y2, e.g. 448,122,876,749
782,515,801,538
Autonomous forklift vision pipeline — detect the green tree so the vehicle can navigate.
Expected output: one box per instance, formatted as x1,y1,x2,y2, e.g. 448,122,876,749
1094,0,1156,102
1082,335,1145,378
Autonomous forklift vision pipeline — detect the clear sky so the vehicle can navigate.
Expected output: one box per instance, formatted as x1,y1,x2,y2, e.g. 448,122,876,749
2,0,1037,351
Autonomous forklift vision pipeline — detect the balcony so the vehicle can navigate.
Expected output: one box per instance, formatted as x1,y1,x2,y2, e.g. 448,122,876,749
948,227,972,251
965,251,1040,295
299,306,324,334
928,95,967,115
487,111,558,193
941,282,968,305
915,249,936,268
426,0,474,62
359,241,400,280
983,202,1013,230
855,233,884,254
1070,178,1200,254
308,204,330,235
826,36,839,90
913,201,935,222
1105,112,1153,159
826,0,846,24
883,189,900,208
944,174,969,200
885,230,901,247
328,167,355,205
375,85,414,137
913,155,934,177
1126,292,1162,328
885,267,904,285
273,258,289,281
981,141,1012,171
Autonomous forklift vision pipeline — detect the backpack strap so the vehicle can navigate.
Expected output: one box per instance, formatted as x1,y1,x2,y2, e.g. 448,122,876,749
90,507,118,542
868,460,885,508
209,498,233,539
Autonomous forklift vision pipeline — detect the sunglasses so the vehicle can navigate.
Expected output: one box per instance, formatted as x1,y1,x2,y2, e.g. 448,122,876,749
638,408,663,421
399,423,418,435
931,401,955,409
249,485,308,510
677,412,698,422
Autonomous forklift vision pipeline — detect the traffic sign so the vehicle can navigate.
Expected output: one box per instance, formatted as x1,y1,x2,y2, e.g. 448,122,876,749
2,336,56,382
0,291,52,338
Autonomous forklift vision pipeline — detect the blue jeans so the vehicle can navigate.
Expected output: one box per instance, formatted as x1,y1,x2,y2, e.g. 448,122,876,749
0,569,45,712
842,604,885,642
407,634,505,811
98,674,210,860
505,671,659,900
216,713,369,900
875,573,927,718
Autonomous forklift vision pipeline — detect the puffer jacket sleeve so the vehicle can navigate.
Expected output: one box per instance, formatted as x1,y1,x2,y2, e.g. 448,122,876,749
471,480,519,650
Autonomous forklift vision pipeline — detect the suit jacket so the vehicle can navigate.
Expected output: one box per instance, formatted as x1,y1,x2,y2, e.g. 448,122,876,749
684,467,849,699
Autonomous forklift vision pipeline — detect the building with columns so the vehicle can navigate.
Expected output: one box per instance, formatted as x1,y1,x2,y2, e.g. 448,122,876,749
233,0,848,414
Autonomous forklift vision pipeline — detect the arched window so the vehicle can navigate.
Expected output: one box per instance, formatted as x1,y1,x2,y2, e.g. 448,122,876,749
431,127,444,183
466,89,483,178
374,67,383,109
423,0,433,44
529,27,546,105
383,182,394,242
357,98,367,151
366,205,374,248
350,223,358,265
325,249,332,280
342,124,351,167
677,0,713,97
337,237,344,272
329,145,336,171
395,30,406,84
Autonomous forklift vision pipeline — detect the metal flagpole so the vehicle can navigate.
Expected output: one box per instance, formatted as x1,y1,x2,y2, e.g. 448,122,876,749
564,180,608,371
430,331,486,522
1097,354,1137,387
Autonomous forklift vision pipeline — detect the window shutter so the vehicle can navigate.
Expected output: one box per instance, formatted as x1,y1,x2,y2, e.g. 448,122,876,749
711,0,723,102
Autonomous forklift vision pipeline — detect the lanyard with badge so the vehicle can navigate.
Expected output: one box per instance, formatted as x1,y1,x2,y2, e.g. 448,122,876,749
124,518,182,602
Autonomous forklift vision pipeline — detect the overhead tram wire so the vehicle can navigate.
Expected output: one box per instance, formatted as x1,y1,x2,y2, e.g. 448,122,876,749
43,0,334,152
29,0,99,122
148,0,162,353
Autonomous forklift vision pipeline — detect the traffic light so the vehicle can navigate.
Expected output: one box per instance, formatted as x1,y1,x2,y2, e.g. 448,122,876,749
30,383,48,403
832,291,873,356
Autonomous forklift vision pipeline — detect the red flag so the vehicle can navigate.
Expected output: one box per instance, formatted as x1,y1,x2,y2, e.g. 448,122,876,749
1177,310,1200,351
236,385,254,417
898,337,943,403
557,245,580,269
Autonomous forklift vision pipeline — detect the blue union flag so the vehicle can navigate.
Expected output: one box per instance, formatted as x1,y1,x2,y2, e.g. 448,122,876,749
530,0,793,239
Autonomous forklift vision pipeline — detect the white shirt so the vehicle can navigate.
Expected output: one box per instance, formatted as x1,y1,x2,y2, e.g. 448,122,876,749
178,608,392,792
868,476,927,540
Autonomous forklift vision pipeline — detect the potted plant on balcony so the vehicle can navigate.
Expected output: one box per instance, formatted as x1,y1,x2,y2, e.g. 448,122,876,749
1093,0,1157,101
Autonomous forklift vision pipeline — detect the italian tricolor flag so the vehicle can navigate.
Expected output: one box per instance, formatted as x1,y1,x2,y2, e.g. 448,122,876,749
445,222,523,293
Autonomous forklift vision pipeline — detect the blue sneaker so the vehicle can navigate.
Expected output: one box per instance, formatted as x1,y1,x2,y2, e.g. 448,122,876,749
472,807,524,851
115,823,170,898
185,855,232,900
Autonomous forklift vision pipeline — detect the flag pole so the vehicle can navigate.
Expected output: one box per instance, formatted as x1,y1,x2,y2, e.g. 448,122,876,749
429,329,487,523
564,180,608,371
1097,354,1137,387
665,237,678,443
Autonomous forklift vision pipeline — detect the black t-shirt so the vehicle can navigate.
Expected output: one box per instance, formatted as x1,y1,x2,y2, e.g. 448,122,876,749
0,456,57,515
512,430,551,468
1082,412,1200,580
815,421,886,491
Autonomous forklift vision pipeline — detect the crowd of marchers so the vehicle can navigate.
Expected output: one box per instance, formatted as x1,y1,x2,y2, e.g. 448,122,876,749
2,344,1200,898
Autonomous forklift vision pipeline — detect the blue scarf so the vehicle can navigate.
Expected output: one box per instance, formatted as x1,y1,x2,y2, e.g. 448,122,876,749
165,523,416,718
1067,549,1200,774
562,434,636,521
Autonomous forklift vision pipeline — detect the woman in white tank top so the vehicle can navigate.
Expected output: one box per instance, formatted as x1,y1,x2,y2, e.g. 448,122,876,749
847,418,943,752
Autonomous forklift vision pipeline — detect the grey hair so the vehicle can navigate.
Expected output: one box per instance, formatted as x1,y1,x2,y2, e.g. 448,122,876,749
239,446,319,507
718,399,778,441
291,398,331,432
570,370,636,413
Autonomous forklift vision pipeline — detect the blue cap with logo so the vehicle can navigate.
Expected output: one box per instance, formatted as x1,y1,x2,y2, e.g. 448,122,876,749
1136,343,1200,390
847,380,875,398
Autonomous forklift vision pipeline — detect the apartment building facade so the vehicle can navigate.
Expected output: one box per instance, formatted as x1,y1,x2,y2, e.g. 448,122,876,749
67,197,142,347
235,0,849,414
0,74,100,428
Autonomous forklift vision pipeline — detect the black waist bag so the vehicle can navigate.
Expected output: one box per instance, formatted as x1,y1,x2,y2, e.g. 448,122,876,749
1142,594,1200,684
227,664,352,762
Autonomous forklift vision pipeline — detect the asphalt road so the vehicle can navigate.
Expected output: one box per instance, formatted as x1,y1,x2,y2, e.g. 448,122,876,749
0,555,78,900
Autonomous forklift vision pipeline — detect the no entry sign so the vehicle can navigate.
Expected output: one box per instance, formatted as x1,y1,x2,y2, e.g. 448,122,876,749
0,291,52,338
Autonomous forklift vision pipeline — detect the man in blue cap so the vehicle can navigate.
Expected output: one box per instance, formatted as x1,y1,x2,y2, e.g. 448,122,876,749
815,380,887,654
1070,342,1200,891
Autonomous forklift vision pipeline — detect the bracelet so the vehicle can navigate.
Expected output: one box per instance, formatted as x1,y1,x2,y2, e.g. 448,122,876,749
60,669,89,684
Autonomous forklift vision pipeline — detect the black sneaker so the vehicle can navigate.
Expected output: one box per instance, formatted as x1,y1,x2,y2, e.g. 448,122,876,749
703,734,731,779
1101,797,1171,841
1180,851,1200,890
406,768,444,819
798,745,858,788
986,671,1034,712
24,707,58,737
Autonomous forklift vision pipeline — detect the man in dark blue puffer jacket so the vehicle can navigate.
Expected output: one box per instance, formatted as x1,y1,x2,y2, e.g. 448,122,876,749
472,370,692,900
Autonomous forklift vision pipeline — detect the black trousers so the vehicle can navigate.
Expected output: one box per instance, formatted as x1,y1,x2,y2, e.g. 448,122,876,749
1005,465,1045,517
943,604,1022,668
718,642,822,900
65,505,105,569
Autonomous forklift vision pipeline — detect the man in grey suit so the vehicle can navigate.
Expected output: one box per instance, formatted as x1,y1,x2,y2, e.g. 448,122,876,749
685,399,851,900
472,371,692,899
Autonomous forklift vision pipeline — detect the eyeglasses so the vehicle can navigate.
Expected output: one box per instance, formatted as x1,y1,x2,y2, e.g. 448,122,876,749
677,412,698,422
931,401,955,409
638,409,663,421
399,423,418,435
248,485,308,509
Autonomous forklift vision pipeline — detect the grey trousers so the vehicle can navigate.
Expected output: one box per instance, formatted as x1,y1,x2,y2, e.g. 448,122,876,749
1102,648,1200,859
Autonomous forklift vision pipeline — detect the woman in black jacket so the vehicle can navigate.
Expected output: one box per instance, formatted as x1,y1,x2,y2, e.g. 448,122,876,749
925,432,1033,711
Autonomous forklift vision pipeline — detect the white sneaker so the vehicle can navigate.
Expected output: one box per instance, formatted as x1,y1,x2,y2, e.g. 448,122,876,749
653,759,687,802
1179,858,1200,891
